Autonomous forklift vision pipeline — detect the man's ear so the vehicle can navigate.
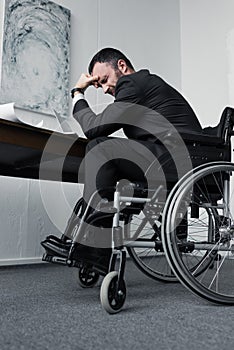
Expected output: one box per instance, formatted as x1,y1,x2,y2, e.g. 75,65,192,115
117,59,128,74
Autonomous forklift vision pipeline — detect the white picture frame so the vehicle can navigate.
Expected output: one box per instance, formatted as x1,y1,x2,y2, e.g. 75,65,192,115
0,0,71,118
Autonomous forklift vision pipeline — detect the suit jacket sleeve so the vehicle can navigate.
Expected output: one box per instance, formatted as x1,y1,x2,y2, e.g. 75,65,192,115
73,76,142,139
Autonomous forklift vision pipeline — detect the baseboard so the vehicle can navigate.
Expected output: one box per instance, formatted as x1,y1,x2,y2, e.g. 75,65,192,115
0,252,133,267
0,257,44,266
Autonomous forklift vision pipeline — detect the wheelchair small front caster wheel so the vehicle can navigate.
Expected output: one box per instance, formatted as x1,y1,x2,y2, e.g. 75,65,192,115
100,271,126,314
76,266,100,288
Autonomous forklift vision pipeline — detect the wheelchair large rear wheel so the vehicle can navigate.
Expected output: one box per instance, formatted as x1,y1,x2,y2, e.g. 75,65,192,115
162,162,234,304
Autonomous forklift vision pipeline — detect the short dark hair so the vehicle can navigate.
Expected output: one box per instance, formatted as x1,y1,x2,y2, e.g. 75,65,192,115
88,47,134,74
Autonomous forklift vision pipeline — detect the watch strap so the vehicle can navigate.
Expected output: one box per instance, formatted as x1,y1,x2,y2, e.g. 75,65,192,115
71,87,85,98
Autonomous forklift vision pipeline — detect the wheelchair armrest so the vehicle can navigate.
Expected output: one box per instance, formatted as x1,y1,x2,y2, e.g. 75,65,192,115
163,106,234,148
162,131,223,148
180,132,223,146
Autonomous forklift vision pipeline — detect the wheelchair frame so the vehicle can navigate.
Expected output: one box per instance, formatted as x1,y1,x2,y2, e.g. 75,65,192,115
43,106,234,314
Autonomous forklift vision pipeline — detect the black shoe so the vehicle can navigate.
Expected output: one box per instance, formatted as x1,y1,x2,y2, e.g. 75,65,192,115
41,238,71,257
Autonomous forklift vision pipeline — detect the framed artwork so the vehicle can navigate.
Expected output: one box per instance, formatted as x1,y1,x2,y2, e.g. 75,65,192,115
0,0,71,117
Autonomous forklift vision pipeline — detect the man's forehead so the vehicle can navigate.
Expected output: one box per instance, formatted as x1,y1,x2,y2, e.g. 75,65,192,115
92,62,112,75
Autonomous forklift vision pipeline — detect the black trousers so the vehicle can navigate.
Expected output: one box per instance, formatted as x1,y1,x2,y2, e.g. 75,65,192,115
82,136,168,208
76,136,188,247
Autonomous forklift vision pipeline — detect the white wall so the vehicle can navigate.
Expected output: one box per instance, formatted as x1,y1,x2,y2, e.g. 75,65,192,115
0,0,181,265
69,0,182,113
180,0,234,126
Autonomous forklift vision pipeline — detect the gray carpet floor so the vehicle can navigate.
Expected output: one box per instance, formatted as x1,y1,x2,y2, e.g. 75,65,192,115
0,260,234,350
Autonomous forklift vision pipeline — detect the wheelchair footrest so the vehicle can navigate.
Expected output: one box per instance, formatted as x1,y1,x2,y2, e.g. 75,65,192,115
42,253,82,268
41,238,112,275
42,253,67,265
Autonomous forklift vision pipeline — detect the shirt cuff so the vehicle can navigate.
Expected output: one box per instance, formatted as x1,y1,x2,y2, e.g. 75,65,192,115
72,93,85,107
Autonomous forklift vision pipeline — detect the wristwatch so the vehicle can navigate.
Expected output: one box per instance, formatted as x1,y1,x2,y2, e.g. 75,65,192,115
70,87,85,98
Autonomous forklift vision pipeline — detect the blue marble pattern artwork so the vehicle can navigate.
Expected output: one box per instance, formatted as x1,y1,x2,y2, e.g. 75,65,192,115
0,0,70,117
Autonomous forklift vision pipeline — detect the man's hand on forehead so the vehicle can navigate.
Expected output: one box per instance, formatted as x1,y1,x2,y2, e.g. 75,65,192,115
75,73,99,90
91,74,100,88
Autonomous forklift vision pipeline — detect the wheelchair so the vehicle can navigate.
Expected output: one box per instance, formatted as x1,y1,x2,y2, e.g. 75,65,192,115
42,106,234,314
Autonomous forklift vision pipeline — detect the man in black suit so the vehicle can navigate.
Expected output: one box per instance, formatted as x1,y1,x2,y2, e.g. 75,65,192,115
72,47,202,205
42,48,202,270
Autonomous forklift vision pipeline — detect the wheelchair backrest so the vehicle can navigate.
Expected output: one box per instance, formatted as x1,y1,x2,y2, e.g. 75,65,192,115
202,106,234,145
135,107,234,198
179,107,234,167
152,107,234,189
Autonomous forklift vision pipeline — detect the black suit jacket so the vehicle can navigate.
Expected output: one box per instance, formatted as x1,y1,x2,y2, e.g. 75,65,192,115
73,70,202,142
